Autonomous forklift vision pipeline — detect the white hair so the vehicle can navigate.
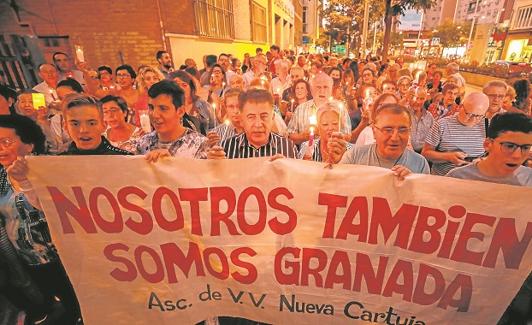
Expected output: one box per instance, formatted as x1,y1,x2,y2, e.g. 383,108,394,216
310,72,333,88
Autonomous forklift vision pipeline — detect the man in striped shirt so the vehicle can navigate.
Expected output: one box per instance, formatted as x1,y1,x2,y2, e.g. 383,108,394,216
208,89,296,159
206,88,243,147
422,92,490,176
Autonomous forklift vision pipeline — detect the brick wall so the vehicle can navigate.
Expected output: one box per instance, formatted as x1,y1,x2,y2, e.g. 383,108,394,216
0,0,173,70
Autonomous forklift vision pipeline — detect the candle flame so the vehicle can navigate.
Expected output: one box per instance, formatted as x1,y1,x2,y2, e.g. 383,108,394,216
224,119,230,125
309,114,317,125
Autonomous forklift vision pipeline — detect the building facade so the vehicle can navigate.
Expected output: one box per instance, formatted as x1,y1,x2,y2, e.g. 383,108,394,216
0,0,306,89
423,0,460,30
501,0,532,62
301,0,320,52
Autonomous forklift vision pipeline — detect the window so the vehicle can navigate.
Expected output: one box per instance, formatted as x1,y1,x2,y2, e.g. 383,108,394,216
303,6,308,34
250,1,267,43
193,0,235,39
513,6,532,29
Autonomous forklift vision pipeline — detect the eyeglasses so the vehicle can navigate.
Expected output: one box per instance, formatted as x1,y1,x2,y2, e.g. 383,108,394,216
498,141,531,155
116,73,131,78
373,125,410,136
0,138,16,149
486,94,505,99
464,111,484,119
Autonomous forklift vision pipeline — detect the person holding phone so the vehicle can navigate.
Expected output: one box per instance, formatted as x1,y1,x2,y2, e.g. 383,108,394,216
15,90,58,153
422,92,490,176
446,112,532,324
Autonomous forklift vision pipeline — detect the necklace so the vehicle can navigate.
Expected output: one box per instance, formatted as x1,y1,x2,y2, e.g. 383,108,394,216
375,147,404,168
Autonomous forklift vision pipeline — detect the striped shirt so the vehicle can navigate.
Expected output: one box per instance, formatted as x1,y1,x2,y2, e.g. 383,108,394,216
287,99,352,135
411,110,434,152
211,123,240,142
424,115,486,176
221,132,297,159
298,138,353,162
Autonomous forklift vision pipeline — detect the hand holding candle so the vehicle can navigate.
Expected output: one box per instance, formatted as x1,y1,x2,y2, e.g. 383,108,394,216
212,102,217,126
305,114,318,159
49,89,57,101
140,110,152,133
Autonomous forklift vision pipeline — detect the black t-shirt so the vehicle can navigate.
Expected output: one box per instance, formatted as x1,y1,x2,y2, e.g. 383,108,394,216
61,136,132,155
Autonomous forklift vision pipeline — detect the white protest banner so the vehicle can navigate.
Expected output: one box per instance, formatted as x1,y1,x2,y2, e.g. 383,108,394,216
27,156,531,325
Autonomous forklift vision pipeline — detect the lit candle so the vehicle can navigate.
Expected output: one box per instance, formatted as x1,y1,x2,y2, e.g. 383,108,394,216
304,125,315,159
328,96,333,102
140,112,151,133
309,126,315,146
212,102,217,126
290,98,295,112
49,89,57,101
222,81,226,89
75,45,85,62
309,114,317,126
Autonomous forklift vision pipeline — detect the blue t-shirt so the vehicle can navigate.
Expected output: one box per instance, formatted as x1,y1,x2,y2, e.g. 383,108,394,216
340,143,430,174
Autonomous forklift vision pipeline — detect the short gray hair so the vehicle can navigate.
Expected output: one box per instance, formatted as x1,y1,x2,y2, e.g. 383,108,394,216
483,80,508,93
310,71,333,88
447,62,460,71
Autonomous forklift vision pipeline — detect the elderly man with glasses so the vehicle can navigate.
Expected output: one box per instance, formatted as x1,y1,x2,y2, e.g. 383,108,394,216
483,80,508,121
336,103,430,180
422,92,490,176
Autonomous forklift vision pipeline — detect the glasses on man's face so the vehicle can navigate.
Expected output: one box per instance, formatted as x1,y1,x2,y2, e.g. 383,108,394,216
0,138,16,149
486,94,505,99
116,73,131,79
374,125,410,136
498,141,531,155
464,111,484,119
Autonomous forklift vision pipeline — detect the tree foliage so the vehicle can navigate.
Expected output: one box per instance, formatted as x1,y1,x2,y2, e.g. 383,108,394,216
382,0,435,61
432,20,471,48
320,0,384,54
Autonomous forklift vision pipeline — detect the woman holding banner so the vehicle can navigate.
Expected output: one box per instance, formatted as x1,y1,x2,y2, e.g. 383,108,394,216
0,114,81,324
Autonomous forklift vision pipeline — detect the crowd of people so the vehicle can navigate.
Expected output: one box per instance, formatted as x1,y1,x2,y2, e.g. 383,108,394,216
0,44,531,325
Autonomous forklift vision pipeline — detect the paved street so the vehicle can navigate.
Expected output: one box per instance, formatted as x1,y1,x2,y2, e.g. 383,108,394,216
465,83,482,94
